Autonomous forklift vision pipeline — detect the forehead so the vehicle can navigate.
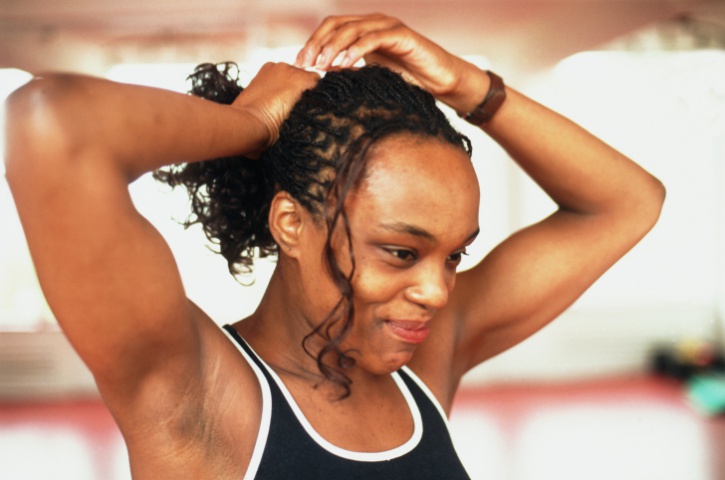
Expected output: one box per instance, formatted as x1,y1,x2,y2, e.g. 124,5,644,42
348,135,480,240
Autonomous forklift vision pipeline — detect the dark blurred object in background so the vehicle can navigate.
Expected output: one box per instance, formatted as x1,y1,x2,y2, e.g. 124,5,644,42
651,339,725,381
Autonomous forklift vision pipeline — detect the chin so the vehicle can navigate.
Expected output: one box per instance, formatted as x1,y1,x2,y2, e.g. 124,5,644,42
354,352,409,376
374,350,415,374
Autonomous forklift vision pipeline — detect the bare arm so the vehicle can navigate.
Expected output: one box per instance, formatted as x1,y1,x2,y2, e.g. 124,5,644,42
297,15,665,393
4,65,317,401
451,83,665,373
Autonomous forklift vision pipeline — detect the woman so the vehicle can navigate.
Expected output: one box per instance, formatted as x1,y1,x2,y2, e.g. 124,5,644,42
5,14,664,479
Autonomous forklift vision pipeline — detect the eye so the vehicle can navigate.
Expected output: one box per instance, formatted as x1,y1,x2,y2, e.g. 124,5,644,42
384,248,418,263
447,249,468,267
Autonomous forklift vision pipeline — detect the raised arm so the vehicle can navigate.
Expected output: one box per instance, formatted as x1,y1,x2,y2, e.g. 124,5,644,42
451,83,665,373
3,64,317,401
296,15,665,384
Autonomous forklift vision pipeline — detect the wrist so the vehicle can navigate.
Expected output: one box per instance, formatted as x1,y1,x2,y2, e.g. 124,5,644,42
233,106,274,159
459,70,507,126
437,62,489,115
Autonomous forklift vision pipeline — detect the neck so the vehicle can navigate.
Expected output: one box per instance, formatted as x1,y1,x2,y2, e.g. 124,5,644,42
236,261,378,397
236,262,331,380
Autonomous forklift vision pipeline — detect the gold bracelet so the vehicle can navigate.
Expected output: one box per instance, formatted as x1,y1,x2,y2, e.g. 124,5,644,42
460,70,507,126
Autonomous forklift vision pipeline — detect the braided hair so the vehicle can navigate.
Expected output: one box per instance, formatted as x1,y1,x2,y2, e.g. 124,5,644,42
154,62,472,397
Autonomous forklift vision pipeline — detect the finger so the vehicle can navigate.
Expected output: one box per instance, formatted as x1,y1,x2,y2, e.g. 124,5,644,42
316,17,403,70
296,14,397,69
337,25,413,69
295,15,369,67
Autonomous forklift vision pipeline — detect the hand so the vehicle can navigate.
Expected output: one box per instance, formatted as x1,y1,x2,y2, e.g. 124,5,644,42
232,62,319,155
295,14,486,114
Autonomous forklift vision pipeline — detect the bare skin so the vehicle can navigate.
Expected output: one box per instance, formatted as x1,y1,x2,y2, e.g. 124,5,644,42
4,14,664,479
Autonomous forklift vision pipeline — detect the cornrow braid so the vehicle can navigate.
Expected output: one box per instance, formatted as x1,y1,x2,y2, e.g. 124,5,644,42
154,62,472,398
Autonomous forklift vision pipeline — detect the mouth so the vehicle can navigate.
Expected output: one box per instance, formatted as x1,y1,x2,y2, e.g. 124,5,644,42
385,320,432,345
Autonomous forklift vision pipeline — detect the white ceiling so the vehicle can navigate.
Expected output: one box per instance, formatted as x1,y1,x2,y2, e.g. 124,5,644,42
1,0,723,75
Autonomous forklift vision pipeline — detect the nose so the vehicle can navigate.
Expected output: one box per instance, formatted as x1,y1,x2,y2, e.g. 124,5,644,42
405,263,453,310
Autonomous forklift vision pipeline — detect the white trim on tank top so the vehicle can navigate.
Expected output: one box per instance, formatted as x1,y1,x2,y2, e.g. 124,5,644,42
232,334,424,462
221,327,272,480
397,365,454,430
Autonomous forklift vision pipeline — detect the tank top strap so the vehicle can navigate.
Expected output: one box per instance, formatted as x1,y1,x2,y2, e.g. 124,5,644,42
397,366,451,426
221,324,274,480
222,325,269,374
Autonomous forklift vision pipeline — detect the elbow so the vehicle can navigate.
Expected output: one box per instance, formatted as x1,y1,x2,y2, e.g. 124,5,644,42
631,173,666,237
645,174,666,224
6,74,75,132
4,74,84,182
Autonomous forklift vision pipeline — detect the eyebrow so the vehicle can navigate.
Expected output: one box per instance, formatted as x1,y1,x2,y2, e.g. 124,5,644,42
378,222,480,244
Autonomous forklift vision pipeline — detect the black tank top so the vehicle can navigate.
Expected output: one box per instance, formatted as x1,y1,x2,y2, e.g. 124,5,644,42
223,325,471,479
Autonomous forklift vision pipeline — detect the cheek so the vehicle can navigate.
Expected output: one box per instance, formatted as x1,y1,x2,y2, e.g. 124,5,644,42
351,256,405,306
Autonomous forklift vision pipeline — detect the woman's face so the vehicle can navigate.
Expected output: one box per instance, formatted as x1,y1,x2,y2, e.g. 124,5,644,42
325,133,480,375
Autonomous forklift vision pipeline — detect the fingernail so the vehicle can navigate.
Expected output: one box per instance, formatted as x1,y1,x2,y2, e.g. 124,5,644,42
316,48,331,68
294,51,304,67
340,53,353,68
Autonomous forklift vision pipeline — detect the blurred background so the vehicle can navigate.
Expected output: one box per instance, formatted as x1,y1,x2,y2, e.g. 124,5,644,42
1,0,724,479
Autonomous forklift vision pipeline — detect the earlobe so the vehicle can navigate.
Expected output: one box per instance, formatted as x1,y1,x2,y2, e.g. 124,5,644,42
269,191,304,257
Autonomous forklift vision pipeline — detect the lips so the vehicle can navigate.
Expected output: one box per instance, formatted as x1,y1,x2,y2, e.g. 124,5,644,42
385,320,431,344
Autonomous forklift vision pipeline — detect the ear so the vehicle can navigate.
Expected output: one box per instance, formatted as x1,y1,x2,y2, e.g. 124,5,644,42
268,191,306,257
